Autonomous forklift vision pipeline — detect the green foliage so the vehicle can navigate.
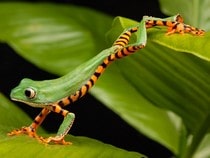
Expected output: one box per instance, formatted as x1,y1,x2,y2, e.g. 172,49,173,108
0,1,210,158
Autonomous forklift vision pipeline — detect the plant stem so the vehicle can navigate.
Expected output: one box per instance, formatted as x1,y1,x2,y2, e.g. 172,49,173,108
183,114,210,158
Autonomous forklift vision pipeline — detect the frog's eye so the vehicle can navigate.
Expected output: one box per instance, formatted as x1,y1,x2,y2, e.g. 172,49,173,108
24,88,36,99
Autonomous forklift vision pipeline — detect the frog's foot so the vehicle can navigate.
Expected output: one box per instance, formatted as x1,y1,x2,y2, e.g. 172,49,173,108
166,23,205,36
42,135,72,145
8,126,42,140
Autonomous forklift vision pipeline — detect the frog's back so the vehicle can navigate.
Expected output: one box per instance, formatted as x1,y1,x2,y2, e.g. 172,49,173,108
28,47,116,104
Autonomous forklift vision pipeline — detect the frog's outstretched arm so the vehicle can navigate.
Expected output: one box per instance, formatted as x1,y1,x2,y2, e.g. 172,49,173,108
8,15,205,145
144,14,204,35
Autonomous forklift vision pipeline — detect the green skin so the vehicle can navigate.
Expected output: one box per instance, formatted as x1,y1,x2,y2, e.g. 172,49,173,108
9,15,197,144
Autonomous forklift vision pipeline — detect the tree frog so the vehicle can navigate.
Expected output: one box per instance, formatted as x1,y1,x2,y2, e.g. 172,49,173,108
8,14,204,144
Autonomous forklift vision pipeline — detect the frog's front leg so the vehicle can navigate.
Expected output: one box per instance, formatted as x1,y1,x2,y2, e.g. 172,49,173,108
8,108,50,141
42,104,75,145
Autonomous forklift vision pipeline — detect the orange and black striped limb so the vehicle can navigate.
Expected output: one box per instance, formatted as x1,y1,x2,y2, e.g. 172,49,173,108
112,27,138,47
145,17,205,35
8,108,50,138
48,104,69,117
30,108,50,129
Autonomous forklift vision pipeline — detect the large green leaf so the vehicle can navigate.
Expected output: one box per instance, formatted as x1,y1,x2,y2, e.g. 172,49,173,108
106,17,210,158
0,93,144,158
0,2,113,75
158,0,210,30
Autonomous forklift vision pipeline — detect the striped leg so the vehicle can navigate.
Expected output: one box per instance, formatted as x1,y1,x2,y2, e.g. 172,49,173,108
84,19,147,84
83,19,147,88
113,18,147,56
8,108,50,141
144,14,205,35
144,14,183,29
113,27,138,47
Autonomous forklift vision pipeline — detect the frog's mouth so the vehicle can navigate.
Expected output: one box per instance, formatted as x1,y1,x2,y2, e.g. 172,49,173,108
11,97,48,108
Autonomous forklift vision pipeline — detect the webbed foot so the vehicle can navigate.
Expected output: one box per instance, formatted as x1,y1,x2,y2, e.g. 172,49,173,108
42,135,72,145
8,126,43,141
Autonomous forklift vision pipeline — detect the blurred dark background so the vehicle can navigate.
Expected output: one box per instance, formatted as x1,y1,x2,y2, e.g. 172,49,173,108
0,0,173,157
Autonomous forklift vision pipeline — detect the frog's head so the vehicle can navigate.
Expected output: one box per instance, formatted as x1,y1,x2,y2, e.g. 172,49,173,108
10,78,47,108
